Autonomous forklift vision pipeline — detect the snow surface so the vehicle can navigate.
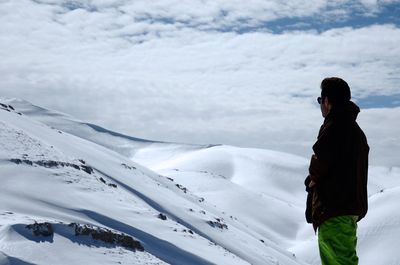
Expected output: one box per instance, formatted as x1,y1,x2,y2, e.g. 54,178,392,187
0,97,399,265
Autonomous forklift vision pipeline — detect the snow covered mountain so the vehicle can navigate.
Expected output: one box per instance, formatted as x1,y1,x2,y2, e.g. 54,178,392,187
1,98,399,265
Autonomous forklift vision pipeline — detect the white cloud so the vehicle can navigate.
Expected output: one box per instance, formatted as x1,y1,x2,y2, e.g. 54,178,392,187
1,0,400,167
9,0,395,35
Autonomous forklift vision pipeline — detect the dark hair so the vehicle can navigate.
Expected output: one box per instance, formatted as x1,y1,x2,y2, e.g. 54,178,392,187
320,77,351,106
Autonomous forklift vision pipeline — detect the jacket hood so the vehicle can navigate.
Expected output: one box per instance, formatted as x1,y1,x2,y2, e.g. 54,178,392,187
327,101,360,122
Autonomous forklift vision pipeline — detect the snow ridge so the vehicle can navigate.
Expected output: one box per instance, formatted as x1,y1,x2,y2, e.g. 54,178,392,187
1,98,399,265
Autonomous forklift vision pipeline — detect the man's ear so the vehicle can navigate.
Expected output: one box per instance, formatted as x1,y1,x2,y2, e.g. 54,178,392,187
324,96,332,110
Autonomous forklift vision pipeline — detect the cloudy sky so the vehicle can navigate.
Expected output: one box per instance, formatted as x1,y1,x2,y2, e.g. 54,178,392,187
1,0,400,166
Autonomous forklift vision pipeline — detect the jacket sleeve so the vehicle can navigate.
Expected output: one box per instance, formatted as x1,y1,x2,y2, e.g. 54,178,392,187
310,123,337,183
308,154,329,183
304,175,313,223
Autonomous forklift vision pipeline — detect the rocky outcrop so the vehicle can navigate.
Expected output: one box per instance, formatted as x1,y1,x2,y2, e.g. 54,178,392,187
26,222,54,237
25,222,144,252
0,103,22,115
207,218,228,230
121,163,136,170
9,159,94,174
157,213,167,220
10,158,119,189
175,184,188,193
69,223,144,251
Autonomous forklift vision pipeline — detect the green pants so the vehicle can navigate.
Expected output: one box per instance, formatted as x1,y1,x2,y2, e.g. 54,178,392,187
318,215,359,265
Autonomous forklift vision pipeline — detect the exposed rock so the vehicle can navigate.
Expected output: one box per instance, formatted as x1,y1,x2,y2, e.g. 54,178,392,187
71,164,80,170
158,213,167,220
10,159,33,165
80,165,94,174
0,211,14,216
26,222,54,237
36,160,58,168
0,103,12,112
181,229,194,235
231,216,238,221
9,159,95,175
121,163,136,170
207,219,228,230
69,223,144,251
98,176,117,188
175,184,188,193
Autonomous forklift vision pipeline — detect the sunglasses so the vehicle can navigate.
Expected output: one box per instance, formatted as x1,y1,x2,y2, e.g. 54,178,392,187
317,97,324,104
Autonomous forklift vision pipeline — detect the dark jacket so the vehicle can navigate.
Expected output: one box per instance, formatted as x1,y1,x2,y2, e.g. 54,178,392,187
305,101,369,231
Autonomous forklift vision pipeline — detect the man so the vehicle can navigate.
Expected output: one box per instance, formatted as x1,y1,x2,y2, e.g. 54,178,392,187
305,77,369,265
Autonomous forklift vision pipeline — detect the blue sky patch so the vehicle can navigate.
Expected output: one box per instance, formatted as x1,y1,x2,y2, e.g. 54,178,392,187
355,94,400,109
241,3,400,34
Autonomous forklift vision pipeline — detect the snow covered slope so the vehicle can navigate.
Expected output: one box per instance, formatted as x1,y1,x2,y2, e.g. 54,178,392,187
1,98,399,265
132,144,400,265
0,98,209,159
0,99,305,264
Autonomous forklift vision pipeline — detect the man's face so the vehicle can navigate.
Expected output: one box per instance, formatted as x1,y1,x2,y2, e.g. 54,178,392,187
319,97,331,118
